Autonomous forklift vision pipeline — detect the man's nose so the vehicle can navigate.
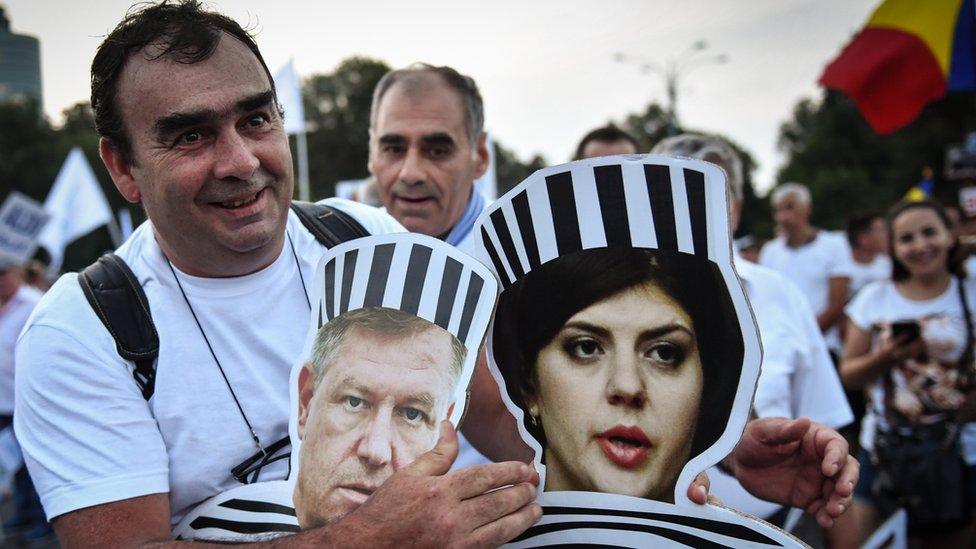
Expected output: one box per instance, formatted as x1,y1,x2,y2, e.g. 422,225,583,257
605,355,647,409
356,411,394,468
397,148,427,186
213,129,260,181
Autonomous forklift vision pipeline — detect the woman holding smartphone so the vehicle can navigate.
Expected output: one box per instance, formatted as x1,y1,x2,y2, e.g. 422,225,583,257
840,199,976,547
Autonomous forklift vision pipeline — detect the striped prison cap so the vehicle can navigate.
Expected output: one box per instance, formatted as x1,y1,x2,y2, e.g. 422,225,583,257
477,154,735,288
314,232,498,352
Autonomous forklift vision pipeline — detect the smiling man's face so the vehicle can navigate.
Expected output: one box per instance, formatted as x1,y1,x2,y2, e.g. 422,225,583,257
368,75,488,238
293,325,457,528
101,34,292,276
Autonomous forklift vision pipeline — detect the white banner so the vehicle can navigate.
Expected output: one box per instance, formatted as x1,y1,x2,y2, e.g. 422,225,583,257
0,191,50,264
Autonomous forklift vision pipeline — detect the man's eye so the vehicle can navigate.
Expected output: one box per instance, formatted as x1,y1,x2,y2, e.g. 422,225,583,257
246,114,269,128
179,131,202,145
427,146,451,159
345,396,364,409
402,407,426,423
647,342,685,367
565,337,603,360
383,145,405,155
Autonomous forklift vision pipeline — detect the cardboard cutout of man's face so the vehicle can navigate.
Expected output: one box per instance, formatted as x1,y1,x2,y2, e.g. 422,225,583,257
285,233,496,530
294,315,461,528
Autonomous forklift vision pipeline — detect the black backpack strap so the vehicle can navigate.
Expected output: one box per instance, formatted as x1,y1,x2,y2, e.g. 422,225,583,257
290,201,370,247
78,253,159,400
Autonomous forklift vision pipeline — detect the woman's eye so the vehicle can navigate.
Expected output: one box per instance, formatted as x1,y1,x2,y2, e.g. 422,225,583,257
565,337,603,359
647,342,685,366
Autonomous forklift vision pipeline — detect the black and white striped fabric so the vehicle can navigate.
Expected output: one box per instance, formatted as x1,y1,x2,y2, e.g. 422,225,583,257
172,481,297,542
315,233,497,352
478,155,733,289
504,493,801,548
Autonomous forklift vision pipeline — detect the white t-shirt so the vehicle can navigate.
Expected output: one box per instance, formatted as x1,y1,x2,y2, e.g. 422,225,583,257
845,277,976,463
0,285,42,415
759,231,854,352
14,199,404,526
848,254,891,298
709,256,854,519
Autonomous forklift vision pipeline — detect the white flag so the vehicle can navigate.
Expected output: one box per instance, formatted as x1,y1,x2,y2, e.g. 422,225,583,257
37,147,114,268
274,59,305,135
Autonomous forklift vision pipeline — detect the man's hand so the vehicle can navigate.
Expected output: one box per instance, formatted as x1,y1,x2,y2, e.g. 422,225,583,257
728,417,858,528
333,421,542,547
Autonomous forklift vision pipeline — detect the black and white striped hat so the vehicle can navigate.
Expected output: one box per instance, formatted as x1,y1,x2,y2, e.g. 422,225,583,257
478,154,734,287
314,233,497,352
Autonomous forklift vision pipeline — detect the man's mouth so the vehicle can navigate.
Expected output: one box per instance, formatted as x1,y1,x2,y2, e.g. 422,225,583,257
395,195,434,205
212,188,264,210
337,484,379,505
595,425,652,469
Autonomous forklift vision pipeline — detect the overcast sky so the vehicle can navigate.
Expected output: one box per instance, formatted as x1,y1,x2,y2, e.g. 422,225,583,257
4,0,877,193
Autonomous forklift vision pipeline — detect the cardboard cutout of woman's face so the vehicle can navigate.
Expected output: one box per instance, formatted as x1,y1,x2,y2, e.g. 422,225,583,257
478,155,804,547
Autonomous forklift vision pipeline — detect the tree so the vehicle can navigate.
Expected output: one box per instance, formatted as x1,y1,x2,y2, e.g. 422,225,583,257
301,56,392,199
775,89,976,232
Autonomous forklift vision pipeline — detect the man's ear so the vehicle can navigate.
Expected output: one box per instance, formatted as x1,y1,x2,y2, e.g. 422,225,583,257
472,132,489,179
100,137,141,203
445,402,456,421
297,364,315,439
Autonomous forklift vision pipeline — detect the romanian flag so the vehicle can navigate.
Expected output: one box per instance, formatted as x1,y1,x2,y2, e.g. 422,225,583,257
820,0,976,134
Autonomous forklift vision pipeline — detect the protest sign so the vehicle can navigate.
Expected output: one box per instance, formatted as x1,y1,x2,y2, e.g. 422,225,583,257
477,155,804,547
0,191,49,264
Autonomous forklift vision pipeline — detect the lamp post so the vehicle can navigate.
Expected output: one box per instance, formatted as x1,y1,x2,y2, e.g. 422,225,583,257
615,41,728,136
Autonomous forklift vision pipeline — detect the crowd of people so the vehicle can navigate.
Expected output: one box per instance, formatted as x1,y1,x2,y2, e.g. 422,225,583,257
2,0,975,547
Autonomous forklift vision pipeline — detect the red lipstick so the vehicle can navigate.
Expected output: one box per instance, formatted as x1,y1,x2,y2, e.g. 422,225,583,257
595,425,652,469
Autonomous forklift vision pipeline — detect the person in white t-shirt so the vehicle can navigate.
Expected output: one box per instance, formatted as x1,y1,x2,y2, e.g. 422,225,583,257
0,257,49,541
841,199,976,546
14,2,542,547
651,135,854,531
760,183,854,355
845,210,891,297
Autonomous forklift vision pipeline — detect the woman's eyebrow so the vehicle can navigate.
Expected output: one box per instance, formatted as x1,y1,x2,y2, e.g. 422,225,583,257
561,321,611,338
637,323,695,343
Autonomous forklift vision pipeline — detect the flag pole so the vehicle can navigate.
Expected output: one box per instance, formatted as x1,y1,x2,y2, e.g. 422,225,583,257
297,129,310,202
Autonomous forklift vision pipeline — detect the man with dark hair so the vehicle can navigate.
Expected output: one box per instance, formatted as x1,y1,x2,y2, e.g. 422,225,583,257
845,210,890,297
14,2,540,546
573,124,640,159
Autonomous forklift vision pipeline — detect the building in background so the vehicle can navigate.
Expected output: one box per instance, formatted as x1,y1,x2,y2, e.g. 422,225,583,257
0,6,41,108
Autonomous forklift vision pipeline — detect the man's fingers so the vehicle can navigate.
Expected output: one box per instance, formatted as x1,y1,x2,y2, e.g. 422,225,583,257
814,428,849,477
687,472,709,505
463,482,538,529
834,455,859,497
750,416,810,446
450,461,536,500
469,502,543,547
407,421,459,477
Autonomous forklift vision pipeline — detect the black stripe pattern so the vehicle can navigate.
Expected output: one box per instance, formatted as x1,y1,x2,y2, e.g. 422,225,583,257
480,158,723,289
316,236,495,350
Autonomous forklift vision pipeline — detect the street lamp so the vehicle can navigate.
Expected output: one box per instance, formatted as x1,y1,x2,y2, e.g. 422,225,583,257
615,41,728,136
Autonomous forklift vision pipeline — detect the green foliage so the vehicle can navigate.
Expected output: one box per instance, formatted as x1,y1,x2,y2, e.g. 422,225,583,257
775,89,976,233
301,56,391,199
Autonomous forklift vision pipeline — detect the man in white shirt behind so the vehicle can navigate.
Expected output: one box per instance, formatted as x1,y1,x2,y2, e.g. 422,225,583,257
760,183,854,357
651,136,853,538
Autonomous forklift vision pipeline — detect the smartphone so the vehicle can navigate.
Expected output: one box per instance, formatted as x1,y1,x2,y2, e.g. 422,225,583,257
891,320,921,342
